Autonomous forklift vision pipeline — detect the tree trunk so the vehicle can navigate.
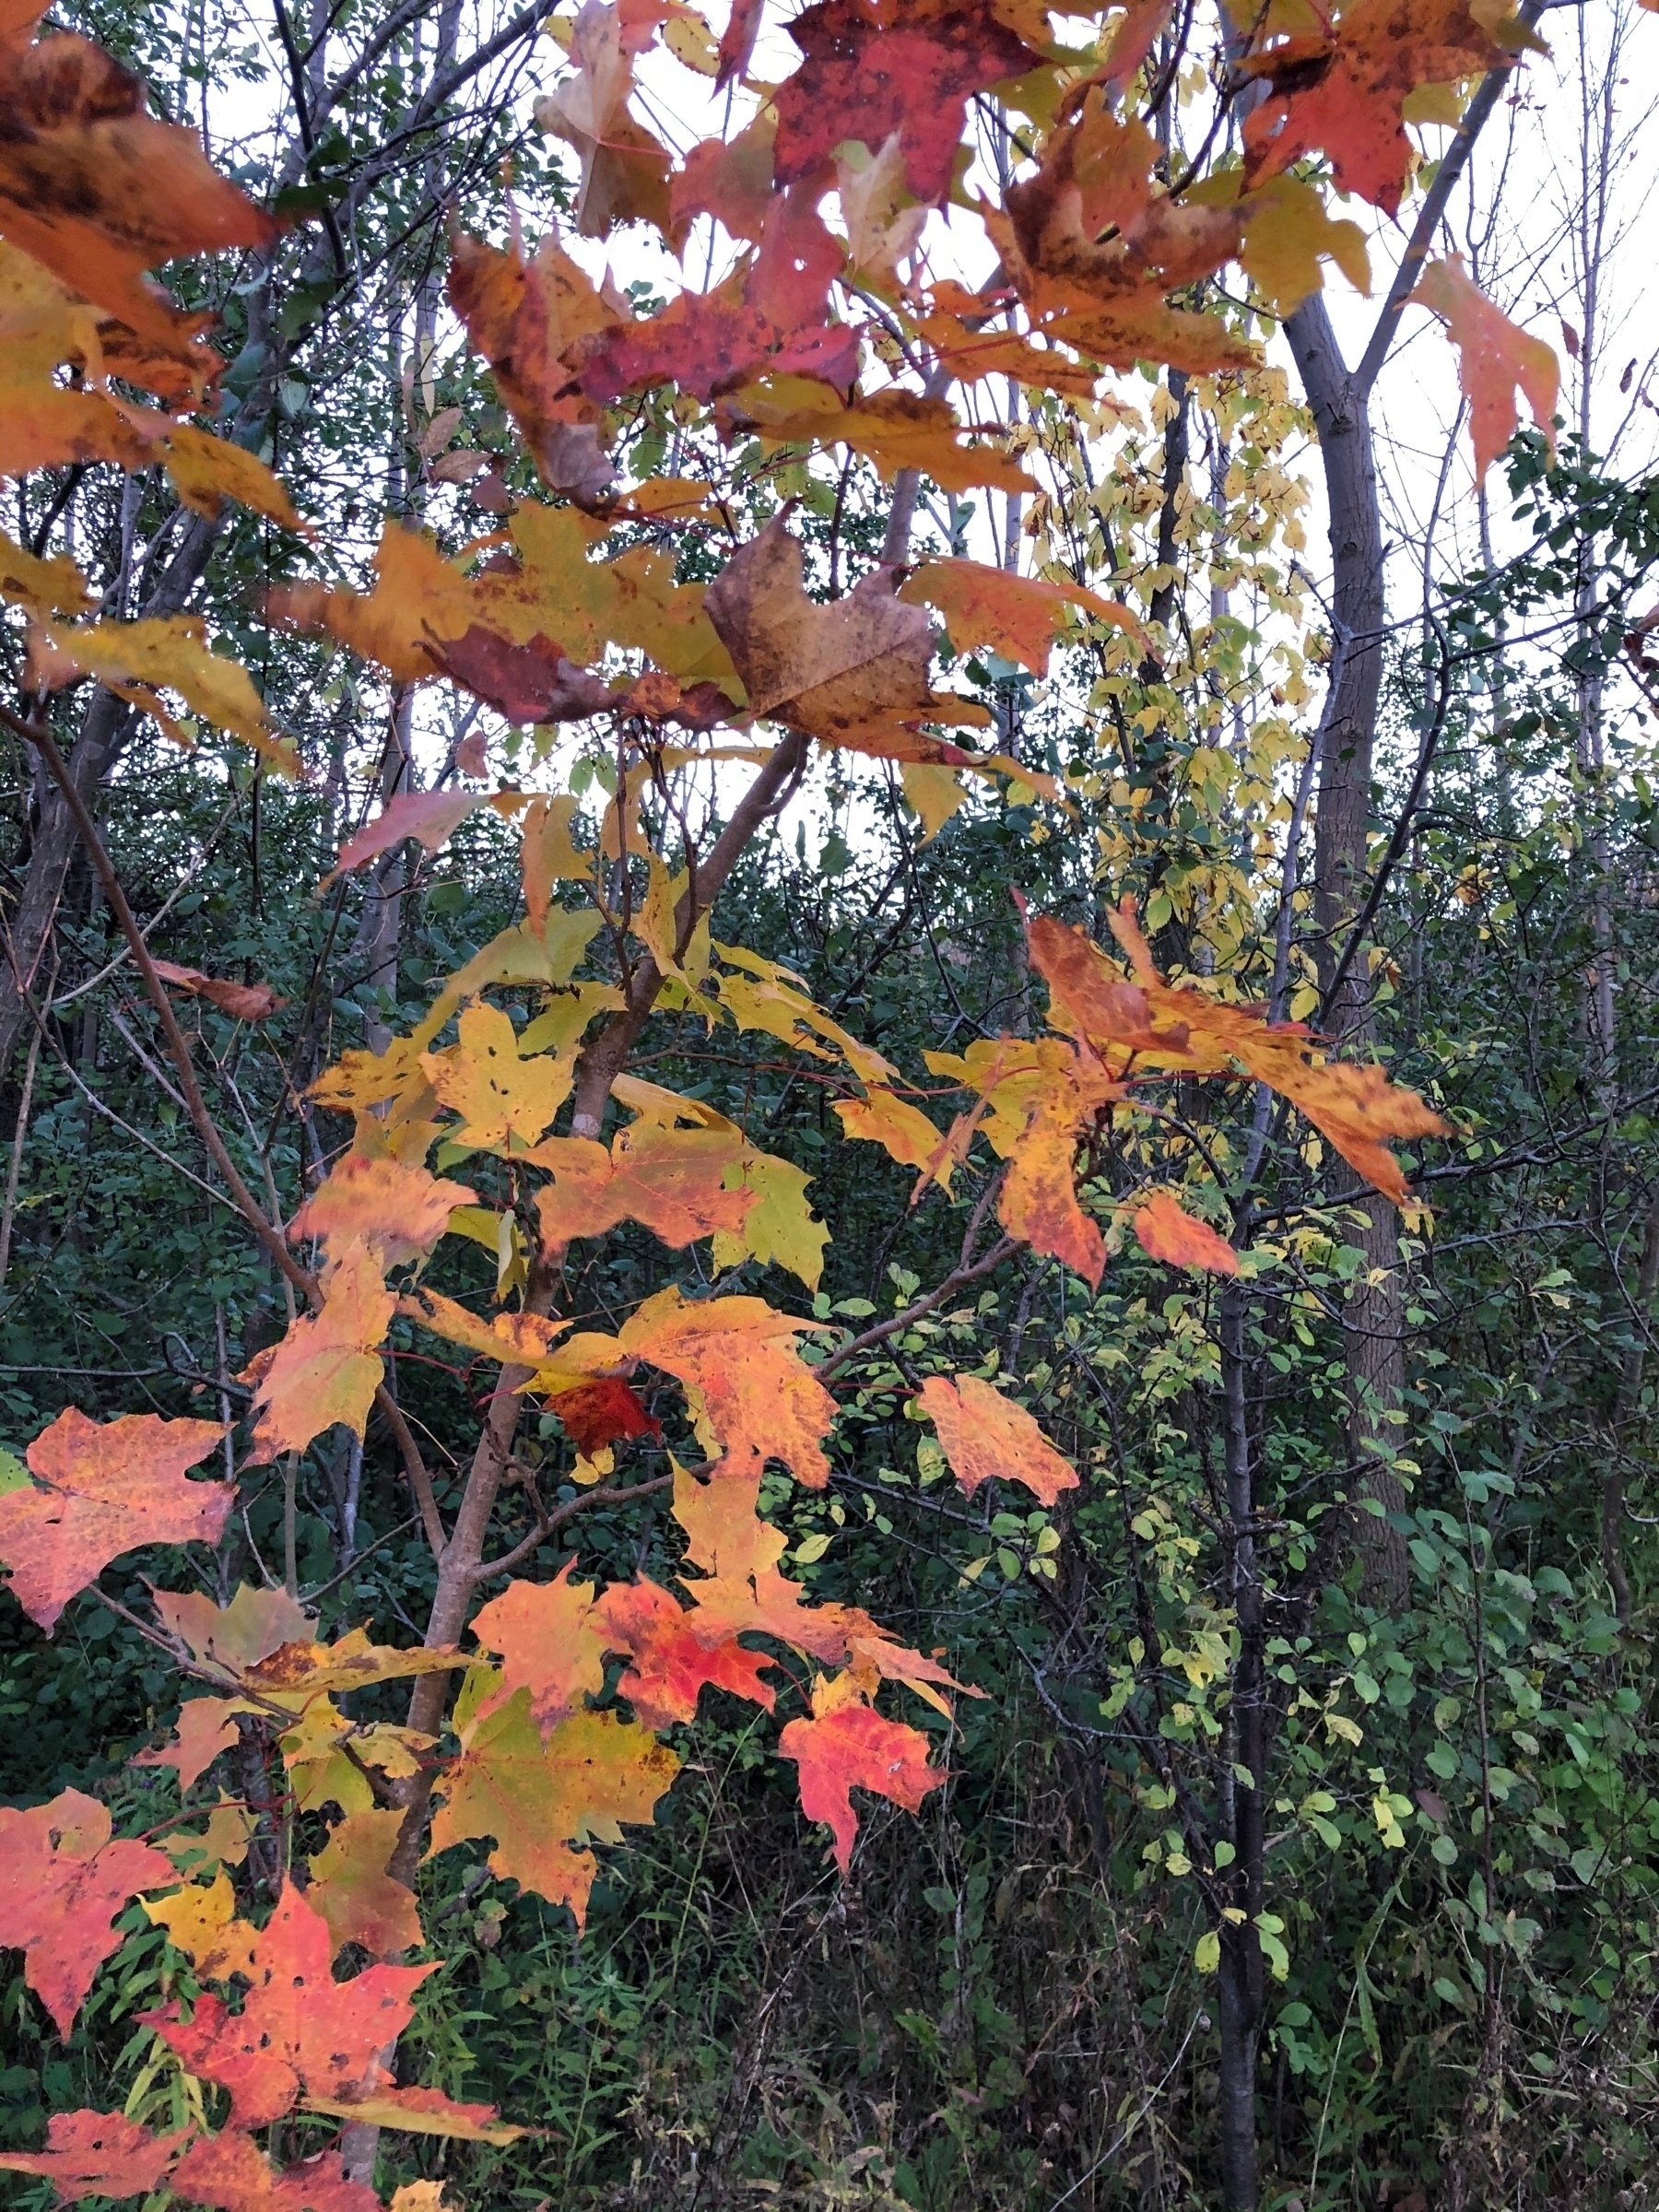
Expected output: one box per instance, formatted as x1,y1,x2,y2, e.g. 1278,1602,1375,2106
1286,295,1411,1604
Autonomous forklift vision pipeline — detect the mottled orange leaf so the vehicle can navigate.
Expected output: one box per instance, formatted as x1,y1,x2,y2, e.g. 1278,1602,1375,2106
833,1088,957,1196
469,1561,609,1734
594,1576,780,1727
423,1004,571,1154
0,2112,186,2203
0,29,277,364
1412,253,1558,479
950,1036,1120,1285
1241,0,1511,216
171,2131,379,2212
402,1287,572,1370
289,1153,477,1270
241,1241,395,1465
0,1791,176,2033
620,1285,835,1488
898,559,1145,675
672,109,774,239
772,0,1041,205
151,959,283,1022
135,1695,245,1792
448,229,618,486
429,1689,679,1925
236,1628,461,1699
0,1408,228,1631
917,1372,1078,1505
534,1123,755,1251
779,1672,946,1873
148,1881,431,2127
1134,1189,1240,1275
307,1807,422,1960
911,300,1102,400
1032,905,1447,1202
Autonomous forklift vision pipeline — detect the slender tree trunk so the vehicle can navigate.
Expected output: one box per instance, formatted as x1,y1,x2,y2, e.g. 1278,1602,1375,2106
1285,297,1411,1603
1215,1282,1265,2207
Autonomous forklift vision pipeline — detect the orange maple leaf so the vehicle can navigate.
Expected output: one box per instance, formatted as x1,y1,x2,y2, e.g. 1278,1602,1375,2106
0,1789,177,2033
241,1241,395,1465
0,2112,187,2204
289,1153,477,1270
1412,254,1559,480
917,1373,1078,1506
0,1407,228,1630
533,1123,756,1252
778,1672,946,1874
148,1882,432,2126
1134,1189,1241,1276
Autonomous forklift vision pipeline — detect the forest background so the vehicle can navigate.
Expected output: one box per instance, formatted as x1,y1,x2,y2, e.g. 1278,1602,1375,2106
0,3,1655,2212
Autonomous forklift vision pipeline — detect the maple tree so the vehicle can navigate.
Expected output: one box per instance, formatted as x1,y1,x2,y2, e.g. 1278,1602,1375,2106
0,0,1603,2206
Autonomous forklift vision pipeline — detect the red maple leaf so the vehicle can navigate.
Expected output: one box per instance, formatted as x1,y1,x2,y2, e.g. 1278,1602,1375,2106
147,1883,432,2127
551,1377,663,1456
772,0,1041,206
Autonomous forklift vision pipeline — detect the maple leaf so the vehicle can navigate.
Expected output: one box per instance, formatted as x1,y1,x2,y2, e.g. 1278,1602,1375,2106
289,1154,477,1271
778,1672,946,1874
927,1031,1120,1282
917,1373,1078,1506
1412,254,1559,480
142,1868,262,1981
423,1003,571,1154
448,229,619,489
241,1241,395,1465
237,1628,462,1699
298,2086,524,2144
834,1088,957,1195
0,29,276,364
988,102,1257,375
534,1123,756,1251
402,1286,572,1370
171,2131,379,2212
594,1576,781,1728
151,959,284,1022
898,558,1145,676
706,514,944,750
151,1582,312,1674
772,0,1041,205
0,524,91,617
148,1882,431,2127
157,1797,258,1879
721,381,1031,498
27,615,299,776
0,1788,177,2033
620,1286,836,1488
1029,905,1447,1203
429,1689,679,1925
1134,1189,1240,1276
550,1376,662,1455
715,0,765,85
1240,0,1513,217
135,1695,246,1791
911,291,1102,400
710,1147,830,1291
469,1562,610,1734
307,1806,422,1960
535,0,678,242
330,790,488,880
673,110,777,241
0,1407,228,1631
0,2112,186,2203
